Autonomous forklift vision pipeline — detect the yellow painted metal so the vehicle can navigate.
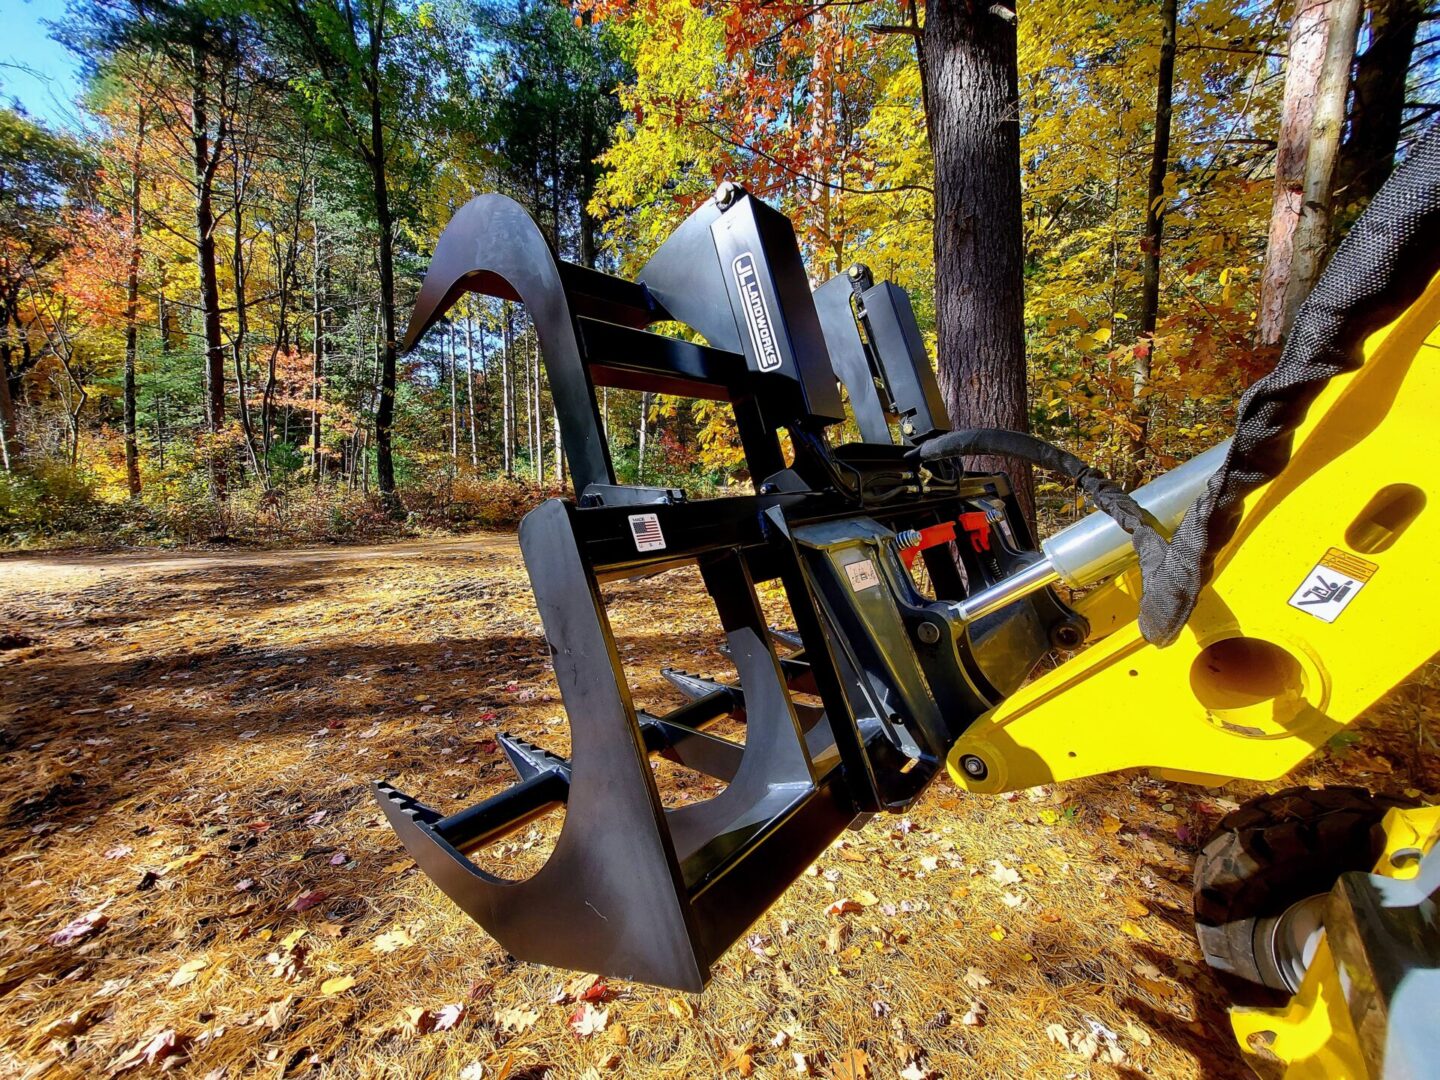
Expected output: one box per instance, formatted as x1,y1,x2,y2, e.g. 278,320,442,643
1226,806,1440,1079
948,273,1440,795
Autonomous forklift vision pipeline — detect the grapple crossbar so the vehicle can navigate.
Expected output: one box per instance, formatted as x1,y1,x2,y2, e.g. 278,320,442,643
374,184,1086,991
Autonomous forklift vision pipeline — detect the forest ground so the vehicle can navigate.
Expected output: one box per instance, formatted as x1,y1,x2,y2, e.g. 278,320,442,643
0,535,1435,1079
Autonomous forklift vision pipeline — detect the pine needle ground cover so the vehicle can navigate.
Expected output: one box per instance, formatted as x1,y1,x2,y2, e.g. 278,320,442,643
1,536,1434,1079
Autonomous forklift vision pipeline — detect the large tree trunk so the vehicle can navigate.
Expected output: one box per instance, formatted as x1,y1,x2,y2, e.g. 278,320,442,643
1258,0,1363,346
921,0,1033,521
1337,0,1421,220
191,47,228,500
1128,0,1178,488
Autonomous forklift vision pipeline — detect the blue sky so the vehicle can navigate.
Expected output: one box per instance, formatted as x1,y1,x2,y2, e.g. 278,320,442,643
1,0,85,129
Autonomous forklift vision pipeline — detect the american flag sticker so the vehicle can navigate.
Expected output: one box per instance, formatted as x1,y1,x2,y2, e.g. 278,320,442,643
628,513,667,552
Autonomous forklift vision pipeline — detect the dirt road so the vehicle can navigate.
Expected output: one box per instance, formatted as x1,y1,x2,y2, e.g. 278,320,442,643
0,535,1428,1078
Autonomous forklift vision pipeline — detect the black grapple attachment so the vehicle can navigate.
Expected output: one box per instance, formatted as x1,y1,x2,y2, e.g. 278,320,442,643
374,184,1085,991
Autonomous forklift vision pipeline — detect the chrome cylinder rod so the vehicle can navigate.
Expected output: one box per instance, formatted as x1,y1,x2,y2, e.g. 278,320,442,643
948,440,1230,623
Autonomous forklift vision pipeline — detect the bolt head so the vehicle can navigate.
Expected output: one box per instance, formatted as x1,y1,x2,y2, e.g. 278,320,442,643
961,754,988,780
916,622,941,645
714,181,740,209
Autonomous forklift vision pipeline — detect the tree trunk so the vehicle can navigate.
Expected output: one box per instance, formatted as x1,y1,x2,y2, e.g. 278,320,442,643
0,330,17,471
1128,0,1178,488
448,320,459,463
370,74,400,506
1258,0,1363,346
312,183,326,481
502,301,513,476
464,306,478,468
1337,0,1421,219
922,0,1033,521
122,109,147,498
637,390,651,479
191,45,228,500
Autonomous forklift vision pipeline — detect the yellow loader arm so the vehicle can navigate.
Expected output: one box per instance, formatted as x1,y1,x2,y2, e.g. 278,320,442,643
947,272,1440,796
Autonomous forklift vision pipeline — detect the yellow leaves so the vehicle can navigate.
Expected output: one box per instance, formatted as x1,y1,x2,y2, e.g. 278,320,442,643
666,996,695,1020
320,974,356,996
1119,920,1152,942
832,1048,871,1080
494,1007,539,1033
371,929,415,954
1102,815,1123,835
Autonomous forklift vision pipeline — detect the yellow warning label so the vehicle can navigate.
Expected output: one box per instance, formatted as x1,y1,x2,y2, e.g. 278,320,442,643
1317,547,1379,582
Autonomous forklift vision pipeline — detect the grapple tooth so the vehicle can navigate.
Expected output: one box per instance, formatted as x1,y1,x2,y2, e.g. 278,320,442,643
498,731,571,783
769,626,804,650
371,781,443,826
661,668,737,702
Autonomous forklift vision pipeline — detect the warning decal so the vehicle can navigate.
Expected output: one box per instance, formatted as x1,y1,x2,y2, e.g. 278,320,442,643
844,558,880,591
628,513,666,552
1286,547,1377,624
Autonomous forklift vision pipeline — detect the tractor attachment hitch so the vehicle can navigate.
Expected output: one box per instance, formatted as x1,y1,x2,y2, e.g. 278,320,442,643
374,184,1087,991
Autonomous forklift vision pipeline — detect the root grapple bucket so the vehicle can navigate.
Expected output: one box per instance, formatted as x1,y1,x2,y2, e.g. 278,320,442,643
374,184,1086,991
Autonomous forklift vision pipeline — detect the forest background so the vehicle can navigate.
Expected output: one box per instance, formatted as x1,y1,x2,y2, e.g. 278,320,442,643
0,0,1434,547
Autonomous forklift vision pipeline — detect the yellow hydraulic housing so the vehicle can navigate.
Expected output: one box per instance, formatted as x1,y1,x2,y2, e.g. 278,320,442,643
1226,805,1440,1079
946,272,1440,796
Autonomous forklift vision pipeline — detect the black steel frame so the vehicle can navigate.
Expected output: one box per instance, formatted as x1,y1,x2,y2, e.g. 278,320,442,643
375,183,1083,990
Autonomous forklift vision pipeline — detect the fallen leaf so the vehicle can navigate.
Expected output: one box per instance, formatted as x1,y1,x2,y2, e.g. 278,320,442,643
305,811,328,826
988,861,1020,886
570,1001,609,1037
105,845,133,859
288,888,328,912
1124,1019,1153,1046
111,1029,189,1073
1123,898,1149,918
234,878,255,892
260,995,296,1032
1045,1023,1072,1051
1119,920,1152,942
792,1050,818,1075
833,1048,870,1080
372,929,415,953
47,906,109,946
162,851,208,875
666,996,695,1020
961,1000,987,1026
459,1065,486,1080
852,890,880,907
988,925,1006,941
168,957,209,988
723,1042,756,1076
1102,815,1123,835
1038,808,1061,826
320,974,356,995
494,1006,539,1033
434,1003,467,1031
827,898,863,916
401,1006,436,1036
961,967,991,990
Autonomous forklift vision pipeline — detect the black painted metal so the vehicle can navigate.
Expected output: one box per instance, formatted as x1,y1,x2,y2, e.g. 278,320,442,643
378,182,1082,990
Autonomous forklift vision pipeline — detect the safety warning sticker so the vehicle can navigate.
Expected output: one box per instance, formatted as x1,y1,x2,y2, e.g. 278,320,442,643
628,513,666,552
844,558,880,591
1286,547,1377,623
